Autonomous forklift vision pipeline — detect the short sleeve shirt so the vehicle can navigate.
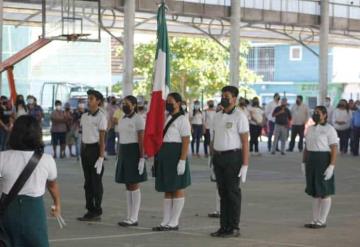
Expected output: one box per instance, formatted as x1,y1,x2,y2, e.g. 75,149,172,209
0,151,57,197
213,108,249,151
80,109,108,144
118,113,145,144
164,115,191,143
305,124,338,152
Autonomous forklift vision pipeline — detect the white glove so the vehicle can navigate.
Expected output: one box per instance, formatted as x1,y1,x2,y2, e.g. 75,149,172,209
301,162,306,177
177,160,186,175
138,158,145,175
324,164,335,180
238,165,248,183
94,157,104,175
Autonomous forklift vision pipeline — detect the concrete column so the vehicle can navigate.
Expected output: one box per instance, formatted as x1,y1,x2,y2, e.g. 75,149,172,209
319,0,329,105
0,0,3,95
229,0,241,87
122,0,135,96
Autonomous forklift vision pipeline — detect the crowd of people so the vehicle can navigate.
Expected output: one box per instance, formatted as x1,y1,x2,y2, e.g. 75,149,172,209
0,86,356,245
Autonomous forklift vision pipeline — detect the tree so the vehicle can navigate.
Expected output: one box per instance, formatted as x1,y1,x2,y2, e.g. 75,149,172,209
131,37,261,100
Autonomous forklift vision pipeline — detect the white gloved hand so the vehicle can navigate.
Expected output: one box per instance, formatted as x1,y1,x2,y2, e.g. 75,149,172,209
238,165,248,183
301,162,306,177
94,157,104,175
324,164,335,180
177,160,186,175
138,158,145,175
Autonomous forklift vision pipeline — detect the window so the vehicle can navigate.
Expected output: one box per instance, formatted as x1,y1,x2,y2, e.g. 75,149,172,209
290,46,302,61
247,47,275,81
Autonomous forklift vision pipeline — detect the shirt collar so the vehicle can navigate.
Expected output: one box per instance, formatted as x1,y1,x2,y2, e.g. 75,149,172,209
88,108,99,116
222,107,236,115
124,111,136,119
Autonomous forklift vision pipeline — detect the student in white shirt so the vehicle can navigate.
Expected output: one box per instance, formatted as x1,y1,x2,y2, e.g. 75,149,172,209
332,99,352,154
115,96,147,227
190,100,203,157
152,92,191,232
210,86,249,238
203,100,216,157
325,97,334,125
0,115,61,247
78,90,107,221
264,93,281,152
249,97,264,155
302,106,338,229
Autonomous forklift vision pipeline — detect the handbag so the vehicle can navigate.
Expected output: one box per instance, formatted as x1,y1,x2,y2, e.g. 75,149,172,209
0,150,43,247
152,112,183,177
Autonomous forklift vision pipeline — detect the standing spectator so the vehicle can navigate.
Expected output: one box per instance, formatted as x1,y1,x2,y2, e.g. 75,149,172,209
64,103,76,157
50,100,68,159
106,96,119,156
351,101,360,156
349,99,356,111
73,100,87,160
203,100,216,157
332,99,352,154
27,95,43,124
181,101,189,119
265,93,281,152
288,95,309,152
238,97,250,120
0,96,12,151
0,115,61,247
249,97,264,156
271,98,292,155
15,99,28,118
325,97,334,125
190,100,203,157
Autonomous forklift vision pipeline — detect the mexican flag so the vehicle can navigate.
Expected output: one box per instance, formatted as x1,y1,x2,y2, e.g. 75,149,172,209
144,3,170,157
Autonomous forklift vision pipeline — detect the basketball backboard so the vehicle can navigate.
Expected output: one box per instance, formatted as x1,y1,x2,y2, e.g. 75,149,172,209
43,0,101,42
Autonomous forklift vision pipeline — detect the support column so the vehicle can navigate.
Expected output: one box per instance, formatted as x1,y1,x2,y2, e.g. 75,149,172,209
0,0,3,95
122,0,135,96
319,0,329,105
229,0,241,87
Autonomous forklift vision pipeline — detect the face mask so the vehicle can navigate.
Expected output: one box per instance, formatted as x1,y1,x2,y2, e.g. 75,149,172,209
79,103,85,109
312,113,321,124
194,104,200,110
138,106,144,112
27,98,34,104
122,105,131,115
166,103,174,113
55,105,62,111
208,103,214,108
181,105,187,111
111,101,116,105
220,98,230,108
296,100,301,105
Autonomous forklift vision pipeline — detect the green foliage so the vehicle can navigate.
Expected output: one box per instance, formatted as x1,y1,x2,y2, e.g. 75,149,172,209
132,37,261,100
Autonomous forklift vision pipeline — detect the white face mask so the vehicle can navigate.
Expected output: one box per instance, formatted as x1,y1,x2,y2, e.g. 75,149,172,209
55,105,62,111
27,98,34,104
194,104,200,110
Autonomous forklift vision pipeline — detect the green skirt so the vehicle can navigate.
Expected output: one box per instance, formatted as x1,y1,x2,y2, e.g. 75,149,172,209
305,151,335,198
2,195,49,247
155,142,191,192
115,143,147,184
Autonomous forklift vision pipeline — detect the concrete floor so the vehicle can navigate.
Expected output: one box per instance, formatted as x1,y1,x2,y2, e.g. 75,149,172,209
45,144,360,247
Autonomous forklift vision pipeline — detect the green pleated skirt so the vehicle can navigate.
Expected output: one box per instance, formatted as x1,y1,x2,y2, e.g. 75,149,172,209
155,142,191,192
115,143,147,184
305,151,335,198
1,195,49,247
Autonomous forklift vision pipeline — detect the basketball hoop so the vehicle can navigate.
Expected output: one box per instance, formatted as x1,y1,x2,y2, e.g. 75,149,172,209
61,33,91,42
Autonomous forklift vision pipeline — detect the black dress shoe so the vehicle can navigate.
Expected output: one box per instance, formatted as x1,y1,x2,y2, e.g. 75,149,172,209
166,225,179,231
118,220,138,227
208,212,220,218
77,212,101,222
222,229,240,238
210,228,227,237
152,225,168,231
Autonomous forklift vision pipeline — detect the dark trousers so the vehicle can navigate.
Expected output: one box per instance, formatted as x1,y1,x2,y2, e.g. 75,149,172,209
203,129,211,155
267,121,275,151
81,143,104,215
249,124,262,152
213,150,242,230
351,127,360,156
337,128,351,153
191,124,203,154
0,128,8,151
288,124,305,151
106,128,116,155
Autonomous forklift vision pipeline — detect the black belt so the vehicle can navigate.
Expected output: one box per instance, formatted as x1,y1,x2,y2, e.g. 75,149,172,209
214,149,241,155
82,142,99,147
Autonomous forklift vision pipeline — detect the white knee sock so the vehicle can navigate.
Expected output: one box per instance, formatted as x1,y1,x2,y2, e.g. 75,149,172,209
160,199,173,226
168,198,185,227
215,190,220,213
312,198,321,222
319,197,332,224
130,189,141,223
126,190,132,221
